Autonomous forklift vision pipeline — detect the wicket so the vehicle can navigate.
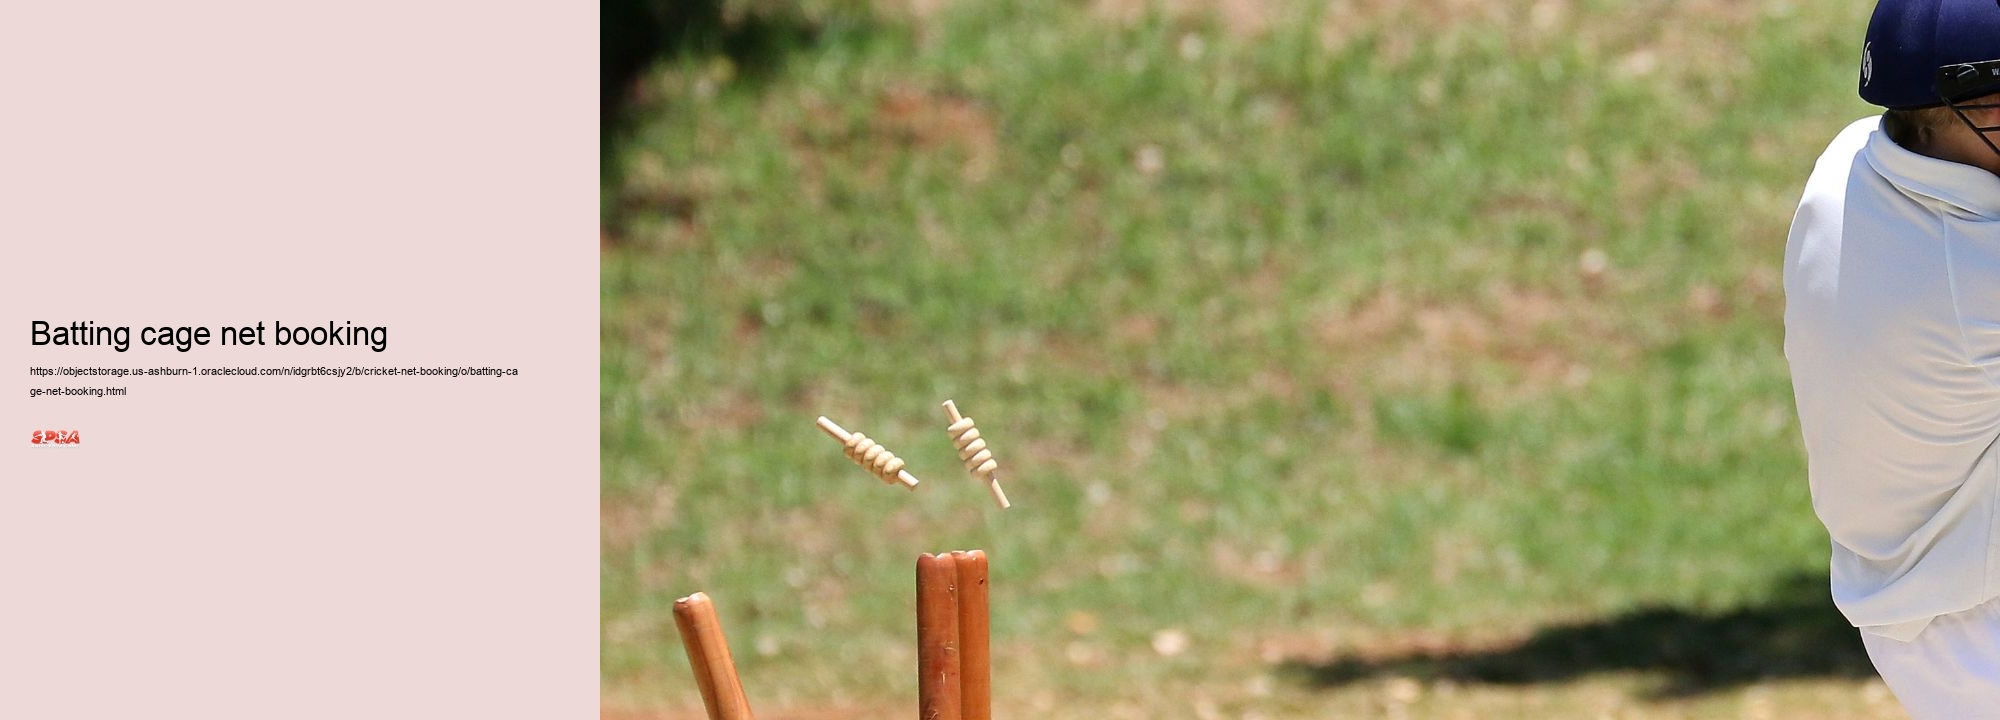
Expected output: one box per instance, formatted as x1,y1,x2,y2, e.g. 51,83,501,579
918,550,992,720
673,592,757,720
953,550,993,720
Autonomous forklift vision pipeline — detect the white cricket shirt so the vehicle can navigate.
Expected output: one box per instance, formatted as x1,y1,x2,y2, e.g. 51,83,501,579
1785,116,2000,641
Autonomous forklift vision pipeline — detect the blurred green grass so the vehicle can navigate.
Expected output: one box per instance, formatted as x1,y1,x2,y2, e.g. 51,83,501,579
602,0,1882,715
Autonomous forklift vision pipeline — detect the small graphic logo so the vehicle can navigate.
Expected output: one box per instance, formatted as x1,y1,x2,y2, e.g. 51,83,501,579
1862,42,1873,87
30,430,79,445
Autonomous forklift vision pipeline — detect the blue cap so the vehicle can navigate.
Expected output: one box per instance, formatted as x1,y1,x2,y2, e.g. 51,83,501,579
1860,0,2000,108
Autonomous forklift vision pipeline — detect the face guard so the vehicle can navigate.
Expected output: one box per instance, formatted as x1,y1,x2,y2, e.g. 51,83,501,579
1939,59,2000,160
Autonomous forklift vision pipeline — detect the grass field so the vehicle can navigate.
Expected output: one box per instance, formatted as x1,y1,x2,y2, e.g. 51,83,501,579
601,1,1900,717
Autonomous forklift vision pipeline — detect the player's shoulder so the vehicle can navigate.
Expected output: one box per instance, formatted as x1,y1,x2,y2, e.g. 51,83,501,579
1818,116,1881,168
1798,116,1882,200
1835,115,1881,142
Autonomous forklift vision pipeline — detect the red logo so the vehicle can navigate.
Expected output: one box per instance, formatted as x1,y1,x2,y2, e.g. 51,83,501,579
30,430,79,445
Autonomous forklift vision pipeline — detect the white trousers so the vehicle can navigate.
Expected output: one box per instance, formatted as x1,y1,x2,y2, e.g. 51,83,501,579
1863,596,2000,719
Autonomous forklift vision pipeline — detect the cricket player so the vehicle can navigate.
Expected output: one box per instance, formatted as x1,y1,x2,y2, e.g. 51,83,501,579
1785,0,2000,715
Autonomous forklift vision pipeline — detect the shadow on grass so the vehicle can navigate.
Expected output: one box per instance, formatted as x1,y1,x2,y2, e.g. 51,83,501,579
1282,572,1875,698
602,0,837,126
602,0,864,155
601,1,868,235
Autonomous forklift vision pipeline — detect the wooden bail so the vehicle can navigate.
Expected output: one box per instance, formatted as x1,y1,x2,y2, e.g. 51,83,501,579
951,550,991,720
917,553,963,720
816,416,920,489
673,592,757,720
942,401,1010,509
